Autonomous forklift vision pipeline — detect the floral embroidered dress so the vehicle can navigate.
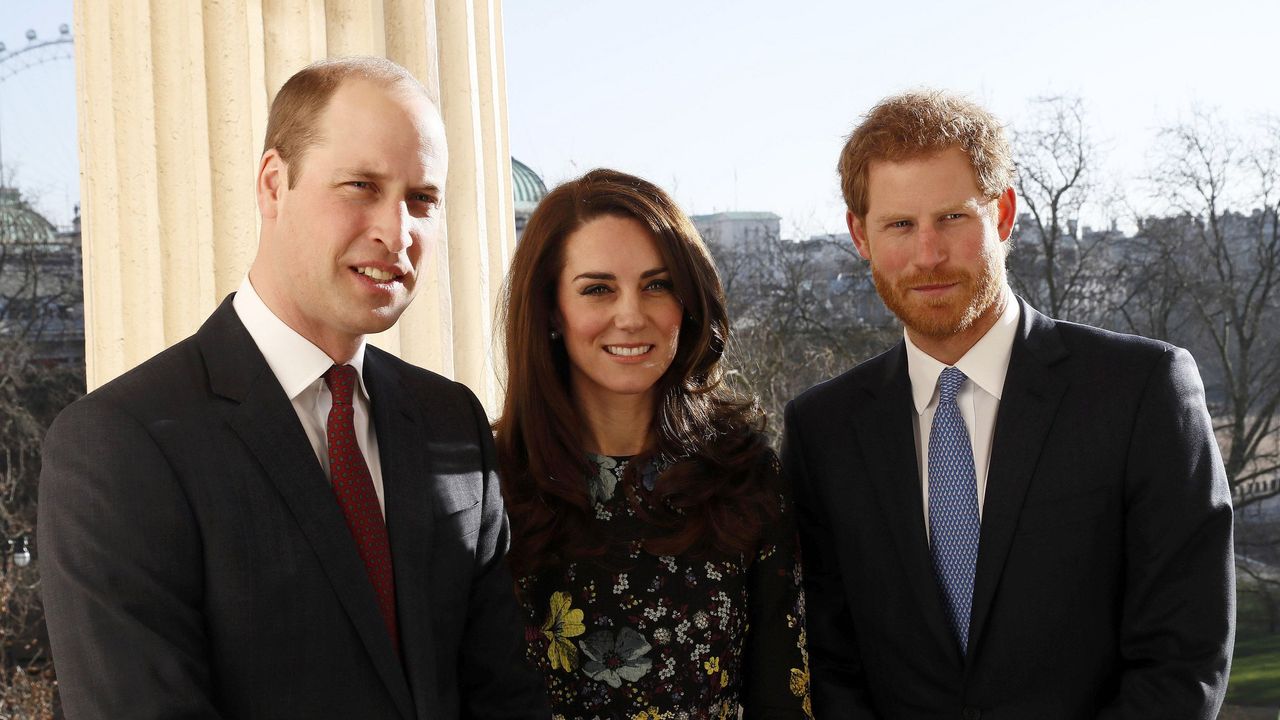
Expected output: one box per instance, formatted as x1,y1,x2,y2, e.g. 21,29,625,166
518,454,811,720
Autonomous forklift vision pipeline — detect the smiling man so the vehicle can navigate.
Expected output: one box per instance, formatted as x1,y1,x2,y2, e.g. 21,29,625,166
38,58,548,720
783,90,1235,718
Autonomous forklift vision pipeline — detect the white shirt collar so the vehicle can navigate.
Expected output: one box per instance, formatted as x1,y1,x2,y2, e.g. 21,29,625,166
905,288,1020,415
232,276,370,402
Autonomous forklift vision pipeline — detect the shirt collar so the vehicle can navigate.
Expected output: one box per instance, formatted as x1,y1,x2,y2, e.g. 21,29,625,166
232,276,370,402
904,288,1020,415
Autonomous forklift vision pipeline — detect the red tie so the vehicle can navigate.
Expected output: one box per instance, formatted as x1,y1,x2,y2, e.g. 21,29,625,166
323,364,399,652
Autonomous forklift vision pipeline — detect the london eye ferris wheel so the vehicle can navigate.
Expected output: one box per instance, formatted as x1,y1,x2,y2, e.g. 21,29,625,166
0,22,76,228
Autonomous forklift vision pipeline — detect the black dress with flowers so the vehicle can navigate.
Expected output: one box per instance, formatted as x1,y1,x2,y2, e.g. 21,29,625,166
517,454,811,720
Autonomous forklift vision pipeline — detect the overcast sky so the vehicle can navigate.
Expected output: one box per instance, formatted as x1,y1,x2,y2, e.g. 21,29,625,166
4,1,1279,236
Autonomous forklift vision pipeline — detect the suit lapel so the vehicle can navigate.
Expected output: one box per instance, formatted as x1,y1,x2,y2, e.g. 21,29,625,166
198,300,416,720
364,350,440,720
966,300,1068,663
856,344,959,661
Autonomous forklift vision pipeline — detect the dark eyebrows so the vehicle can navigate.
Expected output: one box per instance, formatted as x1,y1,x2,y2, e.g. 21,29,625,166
571,267,669,282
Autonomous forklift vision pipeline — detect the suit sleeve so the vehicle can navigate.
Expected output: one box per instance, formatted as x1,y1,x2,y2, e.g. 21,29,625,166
1099,347,1235,719
782,401,880,719
455,389,552,720
38,397,224,720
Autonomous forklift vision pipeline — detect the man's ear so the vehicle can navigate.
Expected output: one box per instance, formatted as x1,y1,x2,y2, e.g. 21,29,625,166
847,210,872,260
995,186,1017,242
257,149,286,220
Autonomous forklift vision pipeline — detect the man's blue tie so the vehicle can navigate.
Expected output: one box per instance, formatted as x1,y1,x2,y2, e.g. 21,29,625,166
928,366,981,652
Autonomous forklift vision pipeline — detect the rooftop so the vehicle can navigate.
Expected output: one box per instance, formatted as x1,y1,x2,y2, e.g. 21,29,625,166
690,211,781,222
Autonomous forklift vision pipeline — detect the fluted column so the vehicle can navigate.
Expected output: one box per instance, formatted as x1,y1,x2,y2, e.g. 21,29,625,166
72,0,516,414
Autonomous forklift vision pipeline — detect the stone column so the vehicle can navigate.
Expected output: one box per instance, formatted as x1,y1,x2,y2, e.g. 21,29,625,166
72,0,516,414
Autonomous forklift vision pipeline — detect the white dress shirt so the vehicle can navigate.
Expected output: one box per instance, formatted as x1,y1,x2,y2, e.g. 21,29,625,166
905,289,1019,536
232,276,386,516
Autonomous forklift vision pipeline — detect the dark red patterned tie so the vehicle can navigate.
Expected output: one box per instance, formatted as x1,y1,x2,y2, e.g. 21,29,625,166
323,364,399,652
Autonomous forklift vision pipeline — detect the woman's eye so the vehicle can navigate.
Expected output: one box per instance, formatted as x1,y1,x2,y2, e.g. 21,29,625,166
645,279,674,292
581,284,610,296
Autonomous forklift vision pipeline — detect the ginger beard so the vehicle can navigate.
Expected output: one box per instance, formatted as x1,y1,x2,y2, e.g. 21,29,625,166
871,239,1006,340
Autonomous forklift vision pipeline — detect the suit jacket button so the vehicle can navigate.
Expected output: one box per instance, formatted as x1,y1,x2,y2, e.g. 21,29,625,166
962,708,981,720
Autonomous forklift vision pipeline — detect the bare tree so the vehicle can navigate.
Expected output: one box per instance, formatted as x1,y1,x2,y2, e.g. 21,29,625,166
0,188,83,719
708,230,896,443
1008,96,1121,325
1111,215,1193,344
1129,111,1280,508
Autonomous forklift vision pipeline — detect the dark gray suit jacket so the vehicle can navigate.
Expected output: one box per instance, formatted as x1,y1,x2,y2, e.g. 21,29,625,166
784,298,1234,719
38,296,549,719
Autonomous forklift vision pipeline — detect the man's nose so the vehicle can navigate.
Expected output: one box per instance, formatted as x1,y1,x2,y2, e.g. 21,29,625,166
913,223,947,268
374,199,413,254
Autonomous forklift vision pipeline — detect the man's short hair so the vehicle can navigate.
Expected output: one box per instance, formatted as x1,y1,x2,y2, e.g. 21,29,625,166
263,56,430,187
838,90,1013,218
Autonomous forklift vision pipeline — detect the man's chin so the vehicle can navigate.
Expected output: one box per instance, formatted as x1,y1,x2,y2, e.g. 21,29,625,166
353,305,410,336
883,296,962,336
902,313,968,339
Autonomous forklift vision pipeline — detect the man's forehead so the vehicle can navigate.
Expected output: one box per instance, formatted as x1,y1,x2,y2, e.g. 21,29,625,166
320,78,442,129
314,81,445,146
863,156,993,221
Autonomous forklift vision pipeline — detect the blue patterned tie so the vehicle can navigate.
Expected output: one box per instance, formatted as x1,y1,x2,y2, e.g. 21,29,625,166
928,367,981,651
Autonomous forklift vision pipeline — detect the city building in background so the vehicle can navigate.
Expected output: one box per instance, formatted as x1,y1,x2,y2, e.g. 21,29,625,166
0,186,83,364
691,211,779,251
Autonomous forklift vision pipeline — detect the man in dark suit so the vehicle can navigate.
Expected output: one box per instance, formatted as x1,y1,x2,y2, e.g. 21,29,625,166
784,90,1234,719
38,57,549,719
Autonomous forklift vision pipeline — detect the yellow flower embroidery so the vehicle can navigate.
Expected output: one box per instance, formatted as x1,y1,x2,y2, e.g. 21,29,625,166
704,656,720,675
720,669,730,687
541,591,585,671
632,708,670,720
790,667,813,719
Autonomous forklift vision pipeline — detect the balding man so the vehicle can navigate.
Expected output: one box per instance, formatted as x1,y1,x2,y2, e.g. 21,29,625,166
39,57,549,720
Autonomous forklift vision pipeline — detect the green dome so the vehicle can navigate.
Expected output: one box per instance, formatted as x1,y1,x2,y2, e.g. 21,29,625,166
0,187,56,246
512,157,546,212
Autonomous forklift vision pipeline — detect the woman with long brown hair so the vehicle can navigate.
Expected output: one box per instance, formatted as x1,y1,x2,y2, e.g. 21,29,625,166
495,168,810,719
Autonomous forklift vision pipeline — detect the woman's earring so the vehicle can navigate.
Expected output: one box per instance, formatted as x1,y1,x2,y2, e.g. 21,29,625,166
550,328,561,341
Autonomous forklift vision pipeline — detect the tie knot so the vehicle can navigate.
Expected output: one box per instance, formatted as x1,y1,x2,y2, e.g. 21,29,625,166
324,364,359,406
938,366,967,403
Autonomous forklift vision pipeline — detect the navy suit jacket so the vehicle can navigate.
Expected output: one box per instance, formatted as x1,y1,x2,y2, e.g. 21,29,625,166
39,296,549,719
784,298,1234,719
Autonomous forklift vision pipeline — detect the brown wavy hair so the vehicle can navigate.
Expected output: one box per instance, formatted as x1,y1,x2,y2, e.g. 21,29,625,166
495,168,779,578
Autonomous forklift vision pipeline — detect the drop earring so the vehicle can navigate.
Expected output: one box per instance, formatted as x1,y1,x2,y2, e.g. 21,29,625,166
550,329,561,340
